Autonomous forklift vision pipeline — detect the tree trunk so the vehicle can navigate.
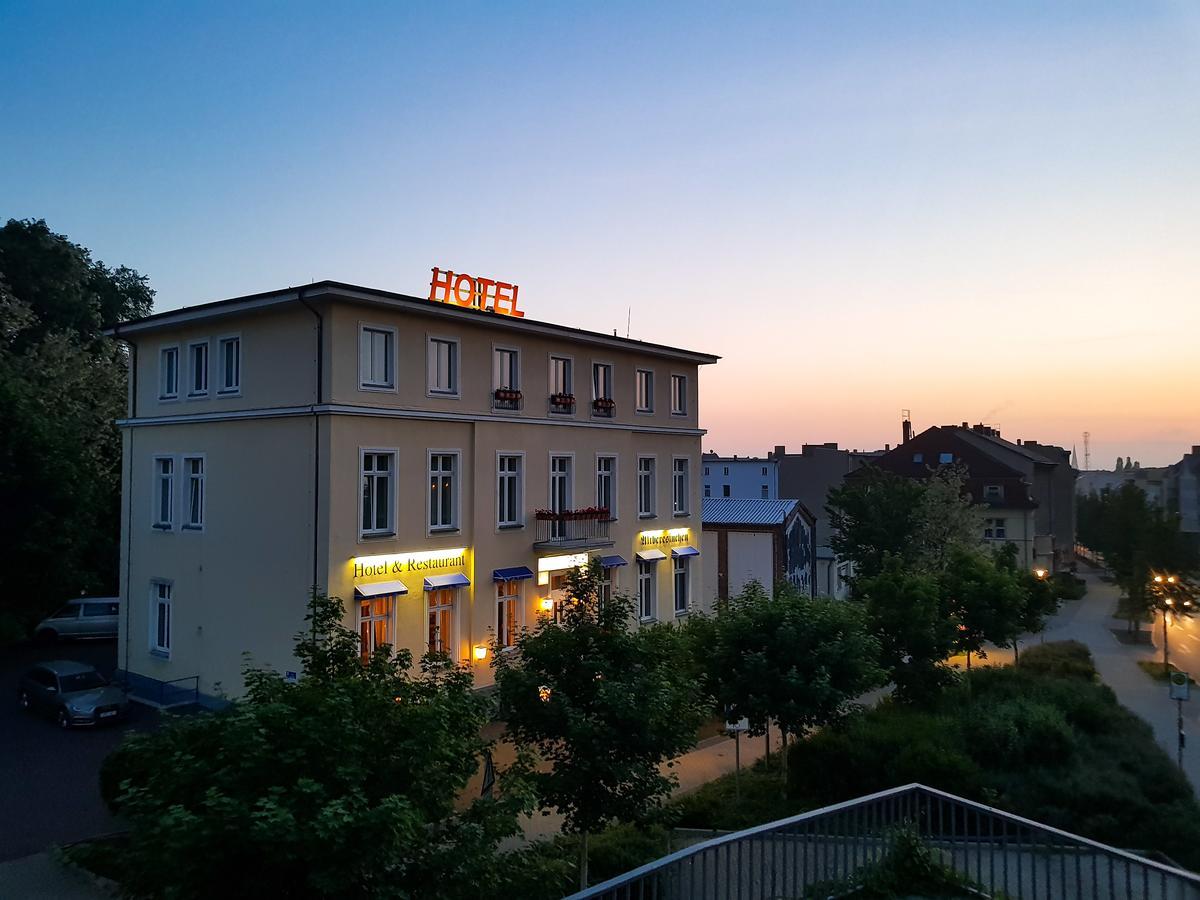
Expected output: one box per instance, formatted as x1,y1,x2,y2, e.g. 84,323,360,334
966,650,972,672
764,722,770,765
1163,611,1170,672
579,830,589,891
1013,640,1020,665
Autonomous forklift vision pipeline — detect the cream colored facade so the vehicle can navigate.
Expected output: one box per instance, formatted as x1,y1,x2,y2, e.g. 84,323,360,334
113,281,717,702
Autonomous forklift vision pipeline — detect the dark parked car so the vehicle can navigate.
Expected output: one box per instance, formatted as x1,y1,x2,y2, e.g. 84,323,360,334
34,597,120,641
17,660,130,728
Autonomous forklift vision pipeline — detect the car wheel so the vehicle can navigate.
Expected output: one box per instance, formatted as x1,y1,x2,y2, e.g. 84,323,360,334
56,708,71,729
17,690,31,712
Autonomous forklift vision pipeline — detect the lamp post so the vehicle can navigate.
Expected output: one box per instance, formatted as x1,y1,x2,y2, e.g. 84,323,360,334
1153,574,1179,672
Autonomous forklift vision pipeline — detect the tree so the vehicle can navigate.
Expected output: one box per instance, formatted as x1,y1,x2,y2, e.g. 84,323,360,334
493,561,705,890
994,544,1060,663
940,547,1026,670
911,464,984,572
0,219,153,640
85,591,531,899
826,466,926,582
856,560,959,703
696,581,884,778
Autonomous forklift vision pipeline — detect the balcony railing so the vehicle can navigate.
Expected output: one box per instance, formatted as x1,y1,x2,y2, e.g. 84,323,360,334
592,397,616,418
549,392,576,414
568,783,1200,900
533,512,612,549
493,388,523,411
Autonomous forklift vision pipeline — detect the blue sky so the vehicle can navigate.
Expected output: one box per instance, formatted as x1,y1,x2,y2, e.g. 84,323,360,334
3,2,1198,464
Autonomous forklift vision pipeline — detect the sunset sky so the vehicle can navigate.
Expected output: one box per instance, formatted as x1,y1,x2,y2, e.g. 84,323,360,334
3,2,1198,466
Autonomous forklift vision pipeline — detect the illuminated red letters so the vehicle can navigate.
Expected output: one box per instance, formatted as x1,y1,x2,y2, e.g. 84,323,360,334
428,267,524,318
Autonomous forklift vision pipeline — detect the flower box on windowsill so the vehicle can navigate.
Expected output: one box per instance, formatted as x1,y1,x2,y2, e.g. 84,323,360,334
534,507,610,521
549,393,576,412
592,398,616,417
494,388,523,410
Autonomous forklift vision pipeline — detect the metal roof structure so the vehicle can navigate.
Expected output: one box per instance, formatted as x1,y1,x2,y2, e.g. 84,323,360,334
701,497,800,527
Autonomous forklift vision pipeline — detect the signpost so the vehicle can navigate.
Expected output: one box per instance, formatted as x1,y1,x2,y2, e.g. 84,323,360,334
1170,670,1190,769
726,713,749,802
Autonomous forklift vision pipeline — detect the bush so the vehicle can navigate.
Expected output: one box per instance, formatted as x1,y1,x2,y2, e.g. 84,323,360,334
671,759,795,830
1017,640,1096,680
1051,572,1087,600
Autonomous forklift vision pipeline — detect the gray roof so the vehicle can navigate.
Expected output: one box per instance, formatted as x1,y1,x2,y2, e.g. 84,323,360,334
702,497,799,526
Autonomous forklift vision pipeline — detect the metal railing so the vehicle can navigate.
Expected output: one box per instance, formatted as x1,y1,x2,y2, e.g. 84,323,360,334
534,516,612,548
567,784,1200,900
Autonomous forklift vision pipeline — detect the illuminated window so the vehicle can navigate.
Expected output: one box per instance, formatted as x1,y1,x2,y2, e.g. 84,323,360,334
938,452,954,465
638,456,656,517
183,456,204,530
359,326,395,390
429,453,458,531
358,596,394,662
217,336,240,394
636,369,654,412
496,580,521,649
671,374,686,415
150,581,171,656
672,458,690,515
360,451,394,536
497,454,522,527
428,588,456,655
187,341,209,397
674,557,690,615
427,337,458,396
153,457,174,530
638,560,657,621
596,455,616,519
159,346,179,400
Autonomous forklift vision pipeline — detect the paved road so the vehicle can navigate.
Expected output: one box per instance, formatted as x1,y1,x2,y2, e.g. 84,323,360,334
0,640,154,862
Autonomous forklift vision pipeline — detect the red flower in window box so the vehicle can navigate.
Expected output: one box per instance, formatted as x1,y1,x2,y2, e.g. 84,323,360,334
494,388,522,402
549,392,576,408
592,398,616,412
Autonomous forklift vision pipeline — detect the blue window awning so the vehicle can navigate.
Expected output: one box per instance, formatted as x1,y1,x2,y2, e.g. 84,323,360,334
636,549,667,562
671,546,700,559
599,555,628,568
493,566,534,582
424,573,471,591
355,580,408,598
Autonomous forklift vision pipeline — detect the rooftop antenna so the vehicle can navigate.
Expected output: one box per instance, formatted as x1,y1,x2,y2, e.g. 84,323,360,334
1083,432,1091,471
626,307,631,339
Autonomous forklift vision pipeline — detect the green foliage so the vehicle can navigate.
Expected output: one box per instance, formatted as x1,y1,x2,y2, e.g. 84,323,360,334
826,466,926,581
78,591,532,900
942,546,1027,663
670,759,796,830
912,463,985,572
0,219,154,636
1050,571,1087,600
1017,640,1096,680
493,560,706,838
689,581,884,740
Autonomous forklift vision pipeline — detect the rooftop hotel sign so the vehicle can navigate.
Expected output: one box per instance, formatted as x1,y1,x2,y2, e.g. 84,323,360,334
429,267,524,318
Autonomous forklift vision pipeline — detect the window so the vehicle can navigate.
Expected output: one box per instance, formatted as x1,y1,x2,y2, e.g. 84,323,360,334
596,456,616,518
496,580,520,649
637,457,656,517
151,581,171,655
636,369,654,412
599,567,615,608
159,347,179,399
494,347,519,389
359,326,395,390
723,484,731,498
704,484,711,498
153,457,174,529
984,518,1008,540
638,560,656,621
429,453,458,531
592,363,614,416
183,456,204,530
983,484,1003,502
83,601,119,617
938,452,954,464
761,484,769,498
761,466,768,476
674,557,690,615
723,466,729,476
427,337,458,396
360,451,394,536
913,453,924,464
550,455,572,539
670,374,686,415
672,458,690,515
704,466,710,476
358,596,394,662
217,336,240,394
428,588,456,655
550,356,573,411
187,341,209,397
497,455,522,527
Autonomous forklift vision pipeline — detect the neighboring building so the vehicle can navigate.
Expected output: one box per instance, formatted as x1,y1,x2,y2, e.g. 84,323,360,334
700,497,815,601
869,422,1076,572
772,443,884,599
1167,445,1200,548
109,279,718,704
701,454,778,500
1077,464,1171,508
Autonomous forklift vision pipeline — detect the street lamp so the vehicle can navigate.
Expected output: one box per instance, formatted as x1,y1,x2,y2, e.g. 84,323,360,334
1034,568,1048,580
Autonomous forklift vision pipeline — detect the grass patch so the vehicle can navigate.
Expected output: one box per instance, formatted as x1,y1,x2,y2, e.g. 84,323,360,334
1137,660,1196,683
1018,640,1096,680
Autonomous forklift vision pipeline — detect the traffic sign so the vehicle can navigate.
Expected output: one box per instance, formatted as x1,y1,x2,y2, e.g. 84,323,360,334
1170,671,1191,701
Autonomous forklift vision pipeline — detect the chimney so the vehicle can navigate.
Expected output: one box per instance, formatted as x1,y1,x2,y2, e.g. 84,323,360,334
902,417,912,444
885,443,891,451
773,445,786,459
962,421,969,429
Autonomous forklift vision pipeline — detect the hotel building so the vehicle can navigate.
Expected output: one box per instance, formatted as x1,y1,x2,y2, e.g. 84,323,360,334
109,280,718,703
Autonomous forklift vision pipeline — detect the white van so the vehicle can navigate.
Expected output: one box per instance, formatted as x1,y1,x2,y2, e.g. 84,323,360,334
34,598,120,641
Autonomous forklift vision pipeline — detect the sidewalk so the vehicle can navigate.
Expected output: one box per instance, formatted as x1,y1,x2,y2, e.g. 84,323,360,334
0,852,112,900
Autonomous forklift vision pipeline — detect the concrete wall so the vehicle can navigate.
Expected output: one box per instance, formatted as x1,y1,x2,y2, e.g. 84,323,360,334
702,458,777,500
726,531,775,598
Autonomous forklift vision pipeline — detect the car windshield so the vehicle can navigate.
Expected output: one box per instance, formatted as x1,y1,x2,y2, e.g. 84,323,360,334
58,671,107,692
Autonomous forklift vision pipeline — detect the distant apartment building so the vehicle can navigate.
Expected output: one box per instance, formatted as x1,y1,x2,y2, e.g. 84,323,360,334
1077,464,1171,508
870,422,1076,572
701,454,778,500
700,498,815,601
109,279,718,704
1167,446,1200,549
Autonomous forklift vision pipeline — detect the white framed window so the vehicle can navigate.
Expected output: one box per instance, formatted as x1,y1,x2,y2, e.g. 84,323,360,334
672,457,690,515
360,450,395,537
983,484,1003,502
427,336,459,396
636,369,654,412
550,455,573,540
497,454,523,527
427,587,457,655
494,346,520,390
187,340,209,397
159,346,179,400
674,556,690,615
429,452,459,532
359,325,396,390
150,581,172,656
596,455,617,519
670,374,687,415
358,595,394,662
638,456,656,517
183,455,205,530
496,580,521,650
550,355,574,413
217,336,241,394
704,484,711,498
153,456,174,530
599,567,615,608
593,362,613,400
638,560,657,621
984,518,1008,540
